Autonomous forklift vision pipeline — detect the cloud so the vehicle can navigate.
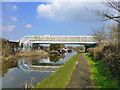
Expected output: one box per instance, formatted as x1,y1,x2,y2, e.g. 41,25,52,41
36,2,111,22
9,16,18,21
11,5,17,10
25,24,32,28
1,25,16,32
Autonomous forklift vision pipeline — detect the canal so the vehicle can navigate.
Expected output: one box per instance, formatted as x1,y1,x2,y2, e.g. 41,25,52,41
1,51,77,88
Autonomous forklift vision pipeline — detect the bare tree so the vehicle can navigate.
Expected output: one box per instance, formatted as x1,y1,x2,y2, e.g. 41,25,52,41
95,1,120,23
93,1,120,47
92,27,107,46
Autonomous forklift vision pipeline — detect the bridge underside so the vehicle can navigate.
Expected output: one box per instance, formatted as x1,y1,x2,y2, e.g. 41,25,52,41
21,42,97,52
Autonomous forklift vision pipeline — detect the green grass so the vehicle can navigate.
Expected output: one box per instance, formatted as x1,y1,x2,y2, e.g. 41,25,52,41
85,53,120,88
32,53,80,88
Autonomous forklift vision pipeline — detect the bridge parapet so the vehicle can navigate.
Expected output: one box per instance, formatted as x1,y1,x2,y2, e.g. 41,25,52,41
29,36,95,42
20,35,96,43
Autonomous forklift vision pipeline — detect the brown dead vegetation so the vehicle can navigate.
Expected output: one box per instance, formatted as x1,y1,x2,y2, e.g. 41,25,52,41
18,50,49,57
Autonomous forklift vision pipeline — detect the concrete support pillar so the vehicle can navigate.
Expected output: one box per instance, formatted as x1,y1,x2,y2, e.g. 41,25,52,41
84,45,88,53
30,43,33,50
23,43,26,51
28,43,31,51
84,47,87,52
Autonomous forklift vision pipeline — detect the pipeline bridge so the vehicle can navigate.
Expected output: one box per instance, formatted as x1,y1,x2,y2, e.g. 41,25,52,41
20,35,97,50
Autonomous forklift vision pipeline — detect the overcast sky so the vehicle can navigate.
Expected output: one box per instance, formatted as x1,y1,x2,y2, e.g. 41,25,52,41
1,1,116,41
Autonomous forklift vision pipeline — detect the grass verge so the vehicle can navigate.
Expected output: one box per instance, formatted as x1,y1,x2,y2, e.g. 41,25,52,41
32,53,80,88
85,53,120,88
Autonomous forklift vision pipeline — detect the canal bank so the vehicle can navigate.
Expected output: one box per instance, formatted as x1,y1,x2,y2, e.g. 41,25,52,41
0,50,49,61
85,53,120,88
67,53,93,88
33,52,120,89
1,51,76,88
33,53,80,88
68,53,120,88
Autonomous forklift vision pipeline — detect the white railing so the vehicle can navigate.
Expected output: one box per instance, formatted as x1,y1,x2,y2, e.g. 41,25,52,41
20,35,96,44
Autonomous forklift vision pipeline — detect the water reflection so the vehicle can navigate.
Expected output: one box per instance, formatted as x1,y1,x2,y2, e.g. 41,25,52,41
1,51,76,88
50,53,65,62
2,59,18,77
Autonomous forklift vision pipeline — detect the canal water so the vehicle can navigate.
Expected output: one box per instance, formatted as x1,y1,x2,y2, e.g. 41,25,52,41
1,51,76,88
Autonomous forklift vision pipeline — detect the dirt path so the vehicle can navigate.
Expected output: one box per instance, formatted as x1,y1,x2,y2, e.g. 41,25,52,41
68,53,92,88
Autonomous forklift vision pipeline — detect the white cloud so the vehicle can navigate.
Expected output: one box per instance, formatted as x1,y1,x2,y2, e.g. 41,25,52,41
25,24,32,28
9,16,18,21
36,2,111,22
11,5,17,10
1,25,16,32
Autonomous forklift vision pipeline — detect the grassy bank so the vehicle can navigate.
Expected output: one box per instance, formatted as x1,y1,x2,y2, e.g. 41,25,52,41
85,53,120,88
32,53,80,88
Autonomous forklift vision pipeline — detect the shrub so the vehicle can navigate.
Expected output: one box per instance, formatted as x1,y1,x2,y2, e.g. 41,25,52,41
102,44,120,81
87,43,120,83
1,38,11,57
87,46,103,61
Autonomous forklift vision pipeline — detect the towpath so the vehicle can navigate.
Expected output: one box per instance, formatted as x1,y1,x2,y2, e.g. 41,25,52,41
68,53,93,88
